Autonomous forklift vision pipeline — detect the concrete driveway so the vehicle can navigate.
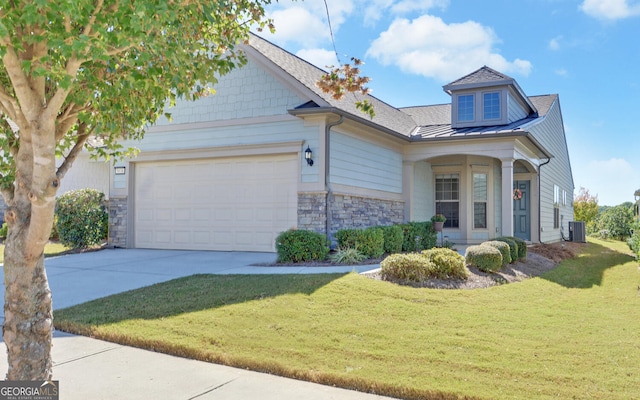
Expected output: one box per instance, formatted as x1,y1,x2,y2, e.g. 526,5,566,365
2,248,380,313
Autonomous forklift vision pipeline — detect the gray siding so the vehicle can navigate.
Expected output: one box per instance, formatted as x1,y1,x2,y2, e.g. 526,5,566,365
507,93,528,123
123,119,320,185
330,133,403,193
528,98,574,242
154,59,305,125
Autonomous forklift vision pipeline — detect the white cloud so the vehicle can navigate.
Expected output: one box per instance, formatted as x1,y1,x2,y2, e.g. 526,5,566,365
555,68,568,77
580,0,640,20
264,7,331,47
576,158,637,206
549,36,562,51
363,0,449,25
296,48,340,70
366,15,532,82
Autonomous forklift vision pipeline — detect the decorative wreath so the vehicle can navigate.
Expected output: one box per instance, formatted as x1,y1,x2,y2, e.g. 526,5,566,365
513,188,523,201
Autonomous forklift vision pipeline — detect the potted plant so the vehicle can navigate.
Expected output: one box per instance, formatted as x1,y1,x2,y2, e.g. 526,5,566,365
431,214,446,232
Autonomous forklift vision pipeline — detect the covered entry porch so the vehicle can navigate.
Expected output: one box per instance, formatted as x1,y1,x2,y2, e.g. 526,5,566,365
403,136,550,244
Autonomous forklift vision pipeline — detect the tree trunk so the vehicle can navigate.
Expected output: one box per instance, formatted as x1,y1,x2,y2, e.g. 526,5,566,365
3,241,53,380
2,117,58,380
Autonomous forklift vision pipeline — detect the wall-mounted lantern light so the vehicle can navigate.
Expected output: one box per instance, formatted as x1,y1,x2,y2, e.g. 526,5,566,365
114,166,126,175
304,146,313,166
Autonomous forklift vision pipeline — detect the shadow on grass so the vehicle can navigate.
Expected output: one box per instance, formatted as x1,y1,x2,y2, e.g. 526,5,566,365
54,273,346,326
540,241,635,288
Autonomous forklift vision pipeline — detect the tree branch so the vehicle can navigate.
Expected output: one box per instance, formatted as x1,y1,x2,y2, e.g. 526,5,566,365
82,0,105,37
56,123,92,181
2,46,36,125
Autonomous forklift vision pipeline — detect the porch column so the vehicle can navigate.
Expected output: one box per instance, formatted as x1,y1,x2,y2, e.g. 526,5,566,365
501,158,514,237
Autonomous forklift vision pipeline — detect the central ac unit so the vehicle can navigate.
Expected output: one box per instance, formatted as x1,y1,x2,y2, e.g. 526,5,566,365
569,221,586,243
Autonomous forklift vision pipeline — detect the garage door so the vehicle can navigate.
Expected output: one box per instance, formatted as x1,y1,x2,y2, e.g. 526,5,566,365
134,154,298,252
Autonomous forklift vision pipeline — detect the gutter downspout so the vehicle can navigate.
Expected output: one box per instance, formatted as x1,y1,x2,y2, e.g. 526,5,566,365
538,157,551,244
325,116,345,247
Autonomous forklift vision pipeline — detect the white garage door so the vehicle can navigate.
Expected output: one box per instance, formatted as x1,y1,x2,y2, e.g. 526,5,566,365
134,154,298,252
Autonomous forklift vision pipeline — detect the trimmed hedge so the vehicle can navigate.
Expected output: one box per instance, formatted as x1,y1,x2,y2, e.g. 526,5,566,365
400,222,437,252
510,236,528,259
55,189,108,248
465,245,503,272
381,253,434,282
482,240,512,265
494,237,518,263
421,248,469,279
275,229,330,263
335,227,384,259
380,225,403,254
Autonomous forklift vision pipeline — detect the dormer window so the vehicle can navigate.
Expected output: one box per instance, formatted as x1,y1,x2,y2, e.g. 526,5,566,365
444,66,538,129
457,94,474,122
483,92,500,120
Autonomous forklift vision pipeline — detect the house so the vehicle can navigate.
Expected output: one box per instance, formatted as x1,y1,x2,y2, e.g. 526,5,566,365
99,34,574,252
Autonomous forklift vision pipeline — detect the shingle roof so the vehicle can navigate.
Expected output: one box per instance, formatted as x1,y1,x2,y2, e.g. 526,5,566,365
246,34,418,137
244,35,556,145
444,65,514,89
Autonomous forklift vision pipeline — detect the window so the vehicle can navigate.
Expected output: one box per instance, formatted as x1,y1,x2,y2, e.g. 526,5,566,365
554,185,560,229
457,95,474,122
473,173,487,229
436,174,460,228
483,92,500,120
562,190,568,206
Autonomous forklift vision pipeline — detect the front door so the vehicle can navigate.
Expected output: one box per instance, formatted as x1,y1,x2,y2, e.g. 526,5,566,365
513,180,530,241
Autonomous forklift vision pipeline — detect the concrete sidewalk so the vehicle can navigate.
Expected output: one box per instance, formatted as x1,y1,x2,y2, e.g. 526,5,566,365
0,249,391,400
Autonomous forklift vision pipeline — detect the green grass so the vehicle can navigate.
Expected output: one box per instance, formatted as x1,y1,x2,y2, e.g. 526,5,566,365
0,242,72,263
55,238,640,400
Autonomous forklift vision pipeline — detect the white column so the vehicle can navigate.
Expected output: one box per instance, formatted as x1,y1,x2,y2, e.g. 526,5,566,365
501,159,514,237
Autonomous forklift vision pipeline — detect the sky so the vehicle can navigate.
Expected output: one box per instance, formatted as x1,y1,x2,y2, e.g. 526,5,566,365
256,0,640,206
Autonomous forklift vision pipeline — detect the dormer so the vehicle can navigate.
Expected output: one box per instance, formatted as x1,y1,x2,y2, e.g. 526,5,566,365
443,66,537,129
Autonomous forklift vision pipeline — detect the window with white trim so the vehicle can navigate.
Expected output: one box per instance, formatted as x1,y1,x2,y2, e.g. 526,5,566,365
435,174,460,228
473,173,487,229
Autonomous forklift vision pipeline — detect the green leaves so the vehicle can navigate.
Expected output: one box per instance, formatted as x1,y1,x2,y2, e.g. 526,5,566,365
0,0,273,166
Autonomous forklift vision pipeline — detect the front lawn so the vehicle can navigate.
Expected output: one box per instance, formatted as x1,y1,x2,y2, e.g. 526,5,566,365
54,238,640,400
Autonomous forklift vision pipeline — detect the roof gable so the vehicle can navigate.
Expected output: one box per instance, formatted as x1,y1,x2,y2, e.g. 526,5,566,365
245,34,418,137
443,66,514,92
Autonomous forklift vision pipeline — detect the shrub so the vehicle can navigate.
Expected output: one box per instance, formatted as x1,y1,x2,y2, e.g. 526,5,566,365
335,227,384,259
329,247,366,264
494,237,518,263
380,225,403,254
421,248,468,279
482,240,511,265
400,222,437,252
380,253,434,282
0,222,7,239
55,189,108,248
275,229,330,263
465,245,502,272
509,236,527,259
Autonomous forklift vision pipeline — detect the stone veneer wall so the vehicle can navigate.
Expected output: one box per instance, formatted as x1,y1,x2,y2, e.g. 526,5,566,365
330,193,404,236
297,193,327,233
297,192,405,237
108,197,128,248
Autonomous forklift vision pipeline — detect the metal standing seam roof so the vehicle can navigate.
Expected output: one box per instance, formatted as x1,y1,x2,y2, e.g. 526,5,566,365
245,34,558,145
